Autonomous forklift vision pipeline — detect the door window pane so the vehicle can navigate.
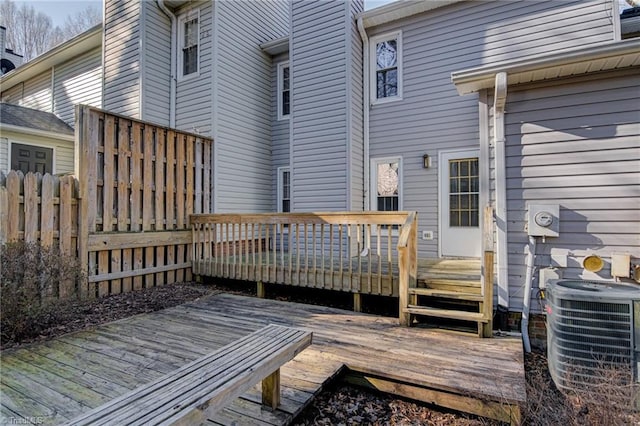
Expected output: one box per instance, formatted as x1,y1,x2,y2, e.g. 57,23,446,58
448,158,479,228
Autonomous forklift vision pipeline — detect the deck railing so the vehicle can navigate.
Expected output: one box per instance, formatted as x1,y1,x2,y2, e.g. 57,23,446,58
190,212,418,305
397,211,418,326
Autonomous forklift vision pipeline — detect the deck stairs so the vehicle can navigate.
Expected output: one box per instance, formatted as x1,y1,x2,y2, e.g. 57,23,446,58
406,258,491,336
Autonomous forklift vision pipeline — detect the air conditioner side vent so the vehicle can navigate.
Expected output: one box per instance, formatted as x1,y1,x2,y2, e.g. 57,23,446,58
546,280,640,395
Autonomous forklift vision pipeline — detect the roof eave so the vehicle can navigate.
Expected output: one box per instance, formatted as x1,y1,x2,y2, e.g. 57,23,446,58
0,123,74,142
260,36,289,56
356,0,463,29
0,24,102,89
451,39,640,95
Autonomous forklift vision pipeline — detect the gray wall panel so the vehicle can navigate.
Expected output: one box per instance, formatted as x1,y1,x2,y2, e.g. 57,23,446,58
502,70,640,312
366,0,615,259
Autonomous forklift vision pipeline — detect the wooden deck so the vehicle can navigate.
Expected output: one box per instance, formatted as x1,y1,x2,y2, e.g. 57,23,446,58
0,293,525,425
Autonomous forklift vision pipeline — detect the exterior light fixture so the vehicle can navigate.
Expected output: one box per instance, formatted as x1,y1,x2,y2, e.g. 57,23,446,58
422,154,430,169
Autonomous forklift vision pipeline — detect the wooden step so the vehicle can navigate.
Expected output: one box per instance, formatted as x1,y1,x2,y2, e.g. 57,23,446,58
418,279,482,295
409,288,484,302
405,306,489,323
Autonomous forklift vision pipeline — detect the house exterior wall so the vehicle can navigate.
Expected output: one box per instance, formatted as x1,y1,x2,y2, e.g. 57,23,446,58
349,0,364,212
500,69,640,312
365,0,615,259
141,0,171,126
53,47,102,125
213,0,289,213
175,2,213,135
290,0,362,212
2,70,53,112
103,0,140,118
272,51,290,212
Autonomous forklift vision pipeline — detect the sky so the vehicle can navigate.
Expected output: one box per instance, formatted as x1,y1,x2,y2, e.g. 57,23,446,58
17,0,634,28
16,0,101,26
18,0,397,27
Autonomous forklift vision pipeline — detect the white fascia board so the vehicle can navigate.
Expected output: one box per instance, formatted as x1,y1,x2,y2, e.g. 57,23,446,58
260,36,289,55
0,25,102,89
452,39,640,95
357,0,463,29
0,124,74,142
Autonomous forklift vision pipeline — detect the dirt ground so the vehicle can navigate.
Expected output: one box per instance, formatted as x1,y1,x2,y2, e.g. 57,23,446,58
2,281,634,425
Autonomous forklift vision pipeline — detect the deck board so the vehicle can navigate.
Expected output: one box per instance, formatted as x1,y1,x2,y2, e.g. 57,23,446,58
0,293,525,425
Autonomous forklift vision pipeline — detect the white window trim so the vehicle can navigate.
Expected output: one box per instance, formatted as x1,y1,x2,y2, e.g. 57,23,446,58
177,9,200,82
369,156,403,212
277,61,290,121
277,166,291,213
370,30,403,105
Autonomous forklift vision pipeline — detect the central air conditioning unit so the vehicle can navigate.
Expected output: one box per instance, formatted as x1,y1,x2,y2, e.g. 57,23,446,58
546,280,640,394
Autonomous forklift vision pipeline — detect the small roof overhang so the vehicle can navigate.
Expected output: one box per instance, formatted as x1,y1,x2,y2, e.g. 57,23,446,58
356,0,463,29
451,39,640,95
260,36,289,56
0,24,102,89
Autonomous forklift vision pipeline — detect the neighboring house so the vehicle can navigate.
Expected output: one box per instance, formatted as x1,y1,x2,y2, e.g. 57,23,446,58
0,0,638,317
0,103,74,174
0,24,102,174
0,26,23,75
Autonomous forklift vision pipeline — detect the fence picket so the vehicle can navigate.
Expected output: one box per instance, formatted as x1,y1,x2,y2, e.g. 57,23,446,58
6,171,20,241
40,174,55,247
1,106,213,300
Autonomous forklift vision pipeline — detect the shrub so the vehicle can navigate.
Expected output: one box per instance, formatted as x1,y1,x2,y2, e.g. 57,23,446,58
523,350,640,426
0,241,83,345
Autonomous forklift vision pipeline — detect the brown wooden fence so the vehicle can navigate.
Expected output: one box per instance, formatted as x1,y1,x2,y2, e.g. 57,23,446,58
0,105,213,299
0,171,79,298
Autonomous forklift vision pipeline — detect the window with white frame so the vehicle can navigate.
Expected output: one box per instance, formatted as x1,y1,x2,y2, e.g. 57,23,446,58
278,166,291,213
370,31,402,103
178,10,200,80
277,62,290,120
371,157,401,212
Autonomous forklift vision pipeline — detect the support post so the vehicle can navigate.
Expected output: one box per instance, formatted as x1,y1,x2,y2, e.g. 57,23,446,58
261,369,280,410
257,281,265,298
353,293,361,312
481,205,495,338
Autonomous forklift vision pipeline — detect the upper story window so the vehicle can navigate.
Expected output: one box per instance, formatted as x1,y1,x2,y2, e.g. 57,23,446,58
277,62,290,120
178,10,200,80
370,31,402,104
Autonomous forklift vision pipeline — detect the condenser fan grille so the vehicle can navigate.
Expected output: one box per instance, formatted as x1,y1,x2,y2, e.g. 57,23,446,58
547,282,638,392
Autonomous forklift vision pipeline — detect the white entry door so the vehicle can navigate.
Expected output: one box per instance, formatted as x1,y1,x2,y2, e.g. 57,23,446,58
439,149,481,258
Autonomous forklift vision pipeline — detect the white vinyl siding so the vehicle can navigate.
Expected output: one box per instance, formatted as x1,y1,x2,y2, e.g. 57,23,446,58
53,47,102,125
349,0,364,212
291,0,349,212
103,0,140,117
0,138,8,172
367,0,615,259
141,0,171,125
214,0,289,213
499,69,640,313
20,70,52,112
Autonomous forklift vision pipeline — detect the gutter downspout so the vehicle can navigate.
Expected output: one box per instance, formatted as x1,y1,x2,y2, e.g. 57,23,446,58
357,17,370,211
494,72,509,311
157,0,177,128
522,235,536,353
